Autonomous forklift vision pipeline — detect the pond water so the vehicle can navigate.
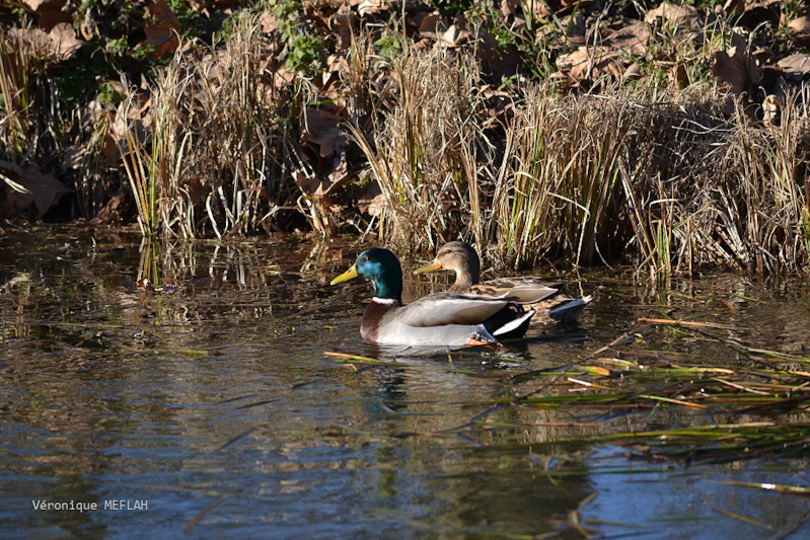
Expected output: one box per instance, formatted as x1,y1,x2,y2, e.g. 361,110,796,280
1,226,809,539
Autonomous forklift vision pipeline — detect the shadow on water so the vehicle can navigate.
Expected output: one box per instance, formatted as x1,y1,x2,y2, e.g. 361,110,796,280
1,225,809,538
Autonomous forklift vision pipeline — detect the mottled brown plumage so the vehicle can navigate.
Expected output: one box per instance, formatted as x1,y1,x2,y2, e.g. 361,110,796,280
414,241,592,325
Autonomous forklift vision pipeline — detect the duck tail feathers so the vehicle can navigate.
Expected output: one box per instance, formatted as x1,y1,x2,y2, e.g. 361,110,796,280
492,309,536,340
548,295,592,323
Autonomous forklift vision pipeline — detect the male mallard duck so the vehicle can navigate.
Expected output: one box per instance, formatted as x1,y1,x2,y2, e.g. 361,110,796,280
414,241,592,324
330,248,546,347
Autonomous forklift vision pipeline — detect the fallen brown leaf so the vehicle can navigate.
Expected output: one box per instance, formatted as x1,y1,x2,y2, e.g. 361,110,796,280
331,6,356,49
23,0,61,10
301,108,346,159
417,13,446,41
500,0,520,19
143,0,181,58
48,22,83,59
712,33,762,95
357,0,388,17
294,152,351,199
24,0,71,31
671,63,689,89
7,25,83,62
439,23,469,48
788,15,810,48
356,179,384,216
645,2,702,28
258,10,279,33
272,67,296,90
0,160,71,218
600,18,650,55
557,46,625,85
778,54,810,81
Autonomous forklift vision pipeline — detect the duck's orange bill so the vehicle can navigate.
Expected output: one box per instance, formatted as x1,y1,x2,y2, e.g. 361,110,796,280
330,264,358,285
413,260,443,275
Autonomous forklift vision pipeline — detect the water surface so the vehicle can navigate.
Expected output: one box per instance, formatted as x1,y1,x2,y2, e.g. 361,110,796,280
1,227,809,538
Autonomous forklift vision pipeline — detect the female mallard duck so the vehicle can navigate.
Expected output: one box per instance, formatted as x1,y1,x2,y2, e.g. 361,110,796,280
414,241,591,324
330,248,547,347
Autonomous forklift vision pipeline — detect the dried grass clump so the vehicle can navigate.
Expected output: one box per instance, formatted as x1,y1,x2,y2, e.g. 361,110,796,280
707,93,810,273
501,87,810,278
0,27,33,156
619,90,810,279
351,46,484,251
119,13,285,238
356,63,663,272
355,54,810,279
488,85,643,269
0,25,62,160
618,95,720,282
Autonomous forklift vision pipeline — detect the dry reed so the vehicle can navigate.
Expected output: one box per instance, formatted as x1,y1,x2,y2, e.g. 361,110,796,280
118,13,285,238
350,46,484,251
353,45,810,279
5,9,809,279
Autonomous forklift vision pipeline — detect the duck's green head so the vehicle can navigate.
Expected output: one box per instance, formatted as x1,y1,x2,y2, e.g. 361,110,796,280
330,248,403,301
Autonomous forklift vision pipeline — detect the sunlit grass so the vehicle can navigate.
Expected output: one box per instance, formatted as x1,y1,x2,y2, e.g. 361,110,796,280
116,13,284,238
4,3,810,280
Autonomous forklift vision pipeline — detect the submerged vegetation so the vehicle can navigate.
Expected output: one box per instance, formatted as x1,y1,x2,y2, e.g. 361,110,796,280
2,1,810,279
328,313,810,467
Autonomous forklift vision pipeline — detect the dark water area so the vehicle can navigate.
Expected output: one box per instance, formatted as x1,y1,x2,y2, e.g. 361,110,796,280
1,226,809,539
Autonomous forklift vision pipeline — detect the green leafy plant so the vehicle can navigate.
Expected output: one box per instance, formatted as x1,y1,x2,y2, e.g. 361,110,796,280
271,0,324,76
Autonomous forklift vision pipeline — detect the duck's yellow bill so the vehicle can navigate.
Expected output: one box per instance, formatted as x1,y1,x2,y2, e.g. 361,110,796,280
413,260,442,275
330,264,358,285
